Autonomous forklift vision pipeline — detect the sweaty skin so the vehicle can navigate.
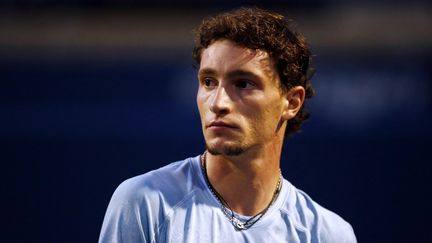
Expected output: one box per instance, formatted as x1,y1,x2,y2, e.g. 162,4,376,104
196,39,305,215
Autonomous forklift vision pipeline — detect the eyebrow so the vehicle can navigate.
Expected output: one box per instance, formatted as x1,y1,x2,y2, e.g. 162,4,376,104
197,68,217,77
198,68,261,80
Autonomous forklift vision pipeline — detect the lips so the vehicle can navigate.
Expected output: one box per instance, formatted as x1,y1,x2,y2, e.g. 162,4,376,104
206,120,238,129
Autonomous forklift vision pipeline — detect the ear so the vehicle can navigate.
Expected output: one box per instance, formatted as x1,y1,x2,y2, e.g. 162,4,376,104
281,86,305,121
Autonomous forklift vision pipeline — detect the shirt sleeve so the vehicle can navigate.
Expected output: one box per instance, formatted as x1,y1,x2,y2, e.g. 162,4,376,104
98,179,151,243
317,209,357,243
333,222,357,243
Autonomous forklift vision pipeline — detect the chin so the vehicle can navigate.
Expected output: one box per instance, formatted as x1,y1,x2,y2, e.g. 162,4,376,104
206,142,245,156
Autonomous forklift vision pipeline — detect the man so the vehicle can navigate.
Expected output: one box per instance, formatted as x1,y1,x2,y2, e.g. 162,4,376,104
99,7,356,242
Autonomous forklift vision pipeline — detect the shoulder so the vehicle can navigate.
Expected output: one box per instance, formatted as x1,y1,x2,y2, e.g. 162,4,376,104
282,181,357,243
99,156,202,242
112,155,201,209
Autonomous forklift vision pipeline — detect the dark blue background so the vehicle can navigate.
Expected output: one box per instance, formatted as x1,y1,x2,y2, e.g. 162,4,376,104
1,1,432,243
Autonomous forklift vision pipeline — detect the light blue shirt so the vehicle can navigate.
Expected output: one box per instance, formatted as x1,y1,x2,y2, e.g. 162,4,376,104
99,155,356,243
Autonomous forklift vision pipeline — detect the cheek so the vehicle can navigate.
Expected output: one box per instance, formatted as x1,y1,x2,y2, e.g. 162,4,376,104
196,91,209,118
241,105,268,131
254,102,284,132
196,89,204,108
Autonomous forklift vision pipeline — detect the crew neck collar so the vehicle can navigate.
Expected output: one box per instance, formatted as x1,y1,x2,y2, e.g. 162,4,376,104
191,154,291,230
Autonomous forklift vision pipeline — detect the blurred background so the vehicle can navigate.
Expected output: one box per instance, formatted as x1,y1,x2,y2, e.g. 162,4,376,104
1,0,431,242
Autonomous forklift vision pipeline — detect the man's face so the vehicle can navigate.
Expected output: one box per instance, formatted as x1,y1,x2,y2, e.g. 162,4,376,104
197,39,288,156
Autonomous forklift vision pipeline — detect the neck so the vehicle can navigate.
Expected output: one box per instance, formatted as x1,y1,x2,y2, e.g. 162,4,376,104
204,143,283,216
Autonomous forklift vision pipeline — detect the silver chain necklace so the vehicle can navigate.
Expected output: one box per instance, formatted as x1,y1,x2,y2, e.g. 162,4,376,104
200,151,282,231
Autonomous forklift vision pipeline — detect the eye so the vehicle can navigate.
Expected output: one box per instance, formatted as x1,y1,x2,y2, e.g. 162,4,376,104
202,78,217,88
235,80,255,89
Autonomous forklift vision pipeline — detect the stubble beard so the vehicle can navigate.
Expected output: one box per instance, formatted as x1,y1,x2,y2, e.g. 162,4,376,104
205,142,246,156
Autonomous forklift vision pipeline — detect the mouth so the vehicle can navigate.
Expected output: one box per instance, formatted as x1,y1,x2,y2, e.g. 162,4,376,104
206,121,238,130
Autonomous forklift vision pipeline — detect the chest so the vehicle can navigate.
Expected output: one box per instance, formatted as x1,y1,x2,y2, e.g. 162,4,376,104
157,202,310,243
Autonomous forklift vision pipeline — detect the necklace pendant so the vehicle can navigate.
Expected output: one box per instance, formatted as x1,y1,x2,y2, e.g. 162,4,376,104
232,218,246,231
236,222,246,230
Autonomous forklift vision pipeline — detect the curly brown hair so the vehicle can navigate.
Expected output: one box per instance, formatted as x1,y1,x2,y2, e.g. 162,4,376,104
193,7,315,137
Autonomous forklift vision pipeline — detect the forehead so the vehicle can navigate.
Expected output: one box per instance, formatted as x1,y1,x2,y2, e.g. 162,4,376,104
199,39,277,79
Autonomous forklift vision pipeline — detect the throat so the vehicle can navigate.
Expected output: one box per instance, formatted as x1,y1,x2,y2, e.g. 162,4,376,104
200,151,282,230
223,176,282,216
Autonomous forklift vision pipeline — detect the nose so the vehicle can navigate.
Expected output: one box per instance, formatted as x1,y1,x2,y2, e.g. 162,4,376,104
210,86,231,116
